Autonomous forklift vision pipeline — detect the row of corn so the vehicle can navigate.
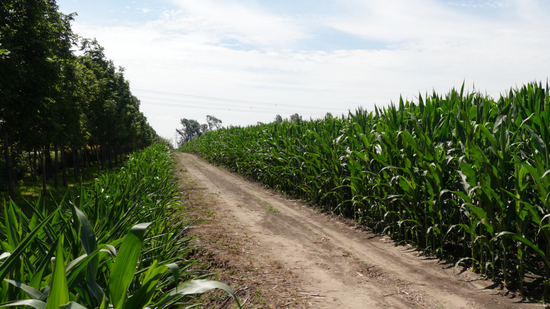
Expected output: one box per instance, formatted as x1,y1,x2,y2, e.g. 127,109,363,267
0,144,240,309
183,82,550,303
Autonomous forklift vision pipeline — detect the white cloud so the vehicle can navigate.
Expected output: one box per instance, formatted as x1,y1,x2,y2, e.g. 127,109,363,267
166,0,312,49
329,0,506,46
67,0,550,139
448,1,508,8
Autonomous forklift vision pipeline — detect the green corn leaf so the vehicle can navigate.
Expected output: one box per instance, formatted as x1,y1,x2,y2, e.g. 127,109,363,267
493,114,507,130
4,279,44,299
398,176,415,192
4,200,21,251
59,302,88,309
405,131,420,153
0,299,46,309
45,238,70,309
541,169,550,179
108,222,151,309
74,207,97,259
478,125,502,159
517,165,529,191
459,161,477,183
496,232,549,266
65,254,89,274
453,257,472,275
73,207,104,304
520,201,542,225
521,163,548,200
98,295,107,309
527,127,546,153
467,204,489,221
0,207,59,283
454,116,466,143
170,279,241,309
65,248,107,303
124,261,166,309
165,263,180,292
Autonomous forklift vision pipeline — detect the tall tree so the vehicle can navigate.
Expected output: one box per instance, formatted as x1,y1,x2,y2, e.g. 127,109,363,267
206,115,223,131
176,118,202,146
79,39,121,170
1,3,159,197
290,113,302,123
54,58,93,186
0,0,74,199
200,123,209,135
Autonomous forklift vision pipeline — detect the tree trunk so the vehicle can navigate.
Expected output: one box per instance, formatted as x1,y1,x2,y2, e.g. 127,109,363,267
28,146,36,182
85,146,90,168
108,143,113,169
79,147,84,180
3,131,16,202
61,141,67,187
33,149,38,182
95,145,101,174
73,147,78,182
114,143,119,165
100,144,106,170
45,145,52,180
42,148,47,196
83,147,90,179
54,144,59,189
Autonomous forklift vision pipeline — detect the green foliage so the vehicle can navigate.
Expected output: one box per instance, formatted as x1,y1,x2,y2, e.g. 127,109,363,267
176,119,203,146
183,81,550,304
1,2,159,199
0,144,241,308
176,115,224,148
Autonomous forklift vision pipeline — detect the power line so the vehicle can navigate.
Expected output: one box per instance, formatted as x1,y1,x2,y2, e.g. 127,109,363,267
132,88,338,112
138,95,336,114
139,100,333,116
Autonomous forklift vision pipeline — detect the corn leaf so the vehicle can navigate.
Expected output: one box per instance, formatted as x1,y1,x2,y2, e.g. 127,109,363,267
0,208,59,283
45,238,70,309
108,222,151,309
170,279,241,308
0,299,46,309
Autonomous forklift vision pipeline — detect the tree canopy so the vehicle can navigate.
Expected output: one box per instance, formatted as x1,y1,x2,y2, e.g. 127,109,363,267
0,0,160,199
176,115,223,147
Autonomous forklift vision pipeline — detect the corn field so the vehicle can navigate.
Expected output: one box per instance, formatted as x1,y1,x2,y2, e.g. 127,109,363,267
183,82,550,303
0,144,240,309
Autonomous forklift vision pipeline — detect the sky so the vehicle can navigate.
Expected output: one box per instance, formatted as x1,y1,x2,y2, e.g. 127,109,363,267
55,0,550,144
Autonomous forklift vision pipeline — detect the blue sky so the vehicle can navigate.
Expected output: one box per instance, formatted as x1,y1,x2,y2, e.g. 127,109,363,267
56,0,550,143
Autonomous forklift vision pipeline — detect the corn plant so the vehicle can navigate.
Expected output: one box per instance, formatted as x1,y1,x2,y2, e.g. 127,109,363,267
183,82,550,305
0,144,241,308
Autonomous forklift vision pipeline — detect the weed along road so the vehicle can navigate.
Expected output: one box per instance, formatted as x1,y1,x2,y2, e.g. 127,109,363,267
176,153,539,309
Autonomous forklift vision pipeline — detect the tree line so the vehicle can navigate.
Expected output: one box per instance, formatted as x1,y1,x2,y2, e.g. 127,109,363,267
0,0,160,201
176,113,330,147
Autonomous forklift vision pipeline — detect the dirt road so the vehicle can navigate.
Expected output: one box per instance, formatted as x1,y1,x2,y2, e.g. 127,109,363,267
176,153,540,309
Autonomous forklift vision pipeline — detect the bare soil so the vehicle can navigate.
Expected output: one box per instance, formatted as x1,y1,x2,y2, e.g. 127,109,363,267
174,153,542,309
